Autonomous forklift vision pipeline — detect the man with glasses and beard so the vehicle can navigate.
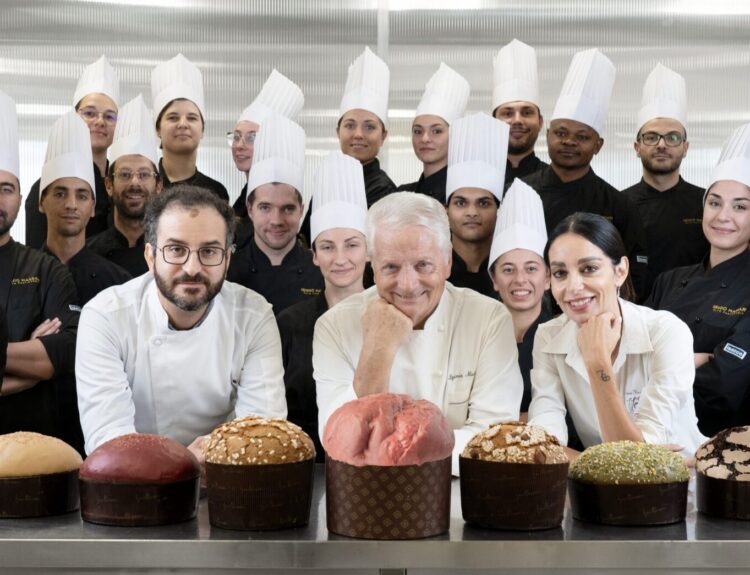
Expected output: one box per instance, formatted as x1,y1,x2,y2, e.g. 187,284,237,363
75,185,287,475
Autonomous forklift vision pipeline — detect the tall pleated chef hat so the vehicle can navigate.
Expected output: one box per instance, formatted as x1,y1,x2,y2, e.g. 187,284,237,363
637,63,687,131
0,90,20,181
239,69,304,126
109,94,160,167
339,46,390,125
246,111,305,194
309,151,367,244
550,48,616,136
415,63,470,125
493,39,539,110
706,122,750,196
488,178,547,271
40,111,95,200
151,53,205,121
445,112,509,201
73,55,120,108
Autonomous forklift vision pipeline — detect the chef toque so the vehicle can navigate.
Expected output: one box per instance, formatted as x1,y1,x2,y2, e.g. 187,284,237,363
550,48,616,136
414,62,470,125
246,111,305,194
309,151,367,244
637,63,687,131
706,122,750,196
445,112,509,201
109,94,160,167
493,39,539,110
0,90,19,181
73,55,120,108
239,69,304,126
488,178,547,271
40,111,95,200
151,53,205,121
339,47,390,125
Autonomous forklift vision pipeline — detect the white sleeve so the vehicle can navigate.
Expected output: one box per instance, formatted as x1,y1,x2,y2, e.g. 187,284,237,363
235,307,287,420
75,306,136,454
528,328,569,446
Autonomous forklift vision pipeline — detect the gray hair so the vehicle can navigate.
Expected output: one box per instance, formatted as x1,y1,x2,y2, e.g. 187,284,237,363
365,192,452,260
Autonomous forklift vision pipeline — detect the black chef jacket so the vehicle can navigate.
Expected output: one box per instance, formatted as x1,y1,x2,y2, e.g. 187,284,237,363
518,306,552,413
505,152,548,186
232,182,249,218
25,163,110,248
623,177,708,296
522,166,649,301
226,236,323,315
397,166,447,204
42,245,131,306
87,226,148,277
0,239,80,450
449,251,495,298
646,250,750,437
159,158,229,203
276,291,329,462
0,306,7,381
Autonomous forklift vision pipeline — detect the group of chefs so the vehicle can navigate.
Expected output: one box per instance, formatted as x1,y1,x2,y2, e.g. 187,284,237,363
0,39,748,473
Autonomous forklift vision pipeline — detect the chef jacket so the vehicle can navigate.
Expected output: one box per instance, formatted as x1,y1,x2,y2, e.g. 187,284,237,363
233,182,249,218
528,298,705,455
227,236,323,315
645,250,750,436
0,306,6,381
505,152,548,186
158,158,229,203
397,165,447,204
76,273,287,454
518,305,552,412
314,282,524,473
87,226,148,277
522,166,649,301
449,250,495,298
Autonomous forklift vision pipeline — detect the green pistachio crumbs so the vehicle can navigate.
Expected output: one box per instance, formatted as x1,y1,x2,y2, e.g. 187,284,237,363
569,441,689,485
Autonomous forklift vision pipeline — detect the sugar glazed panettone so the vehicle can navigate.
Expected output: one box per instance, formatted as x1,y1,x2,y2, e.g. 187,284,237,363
459,422,569,530
696,426,750,520
204,416,316,531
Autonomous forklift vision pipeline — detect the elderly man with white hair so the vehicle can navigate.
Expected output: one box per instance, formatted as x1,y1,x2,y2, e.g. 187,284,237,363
313,191,523,471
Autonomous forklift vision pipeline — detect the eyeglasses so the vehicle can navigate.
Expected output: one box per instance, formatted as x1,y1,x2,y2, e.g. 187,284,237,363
157,244,230,266
113,170,158,183
638,131,685,147
78,107,118,125
226,131,256,147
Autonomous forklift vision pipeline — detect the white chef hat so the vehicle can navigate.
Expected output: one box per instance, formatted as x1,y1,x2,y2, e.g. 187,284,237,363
445,112,509,202
40,111,95,201
73,55,120,108
239,69,304,126
246,111,305,194
339,47,390,125
310,151,367,244
414,63,470,125
488,178,547,271
151,53,205,121
492,39,539,110
551,48,616,136
109,94,160,168
706,122,750,195
0,90,19,182
637,63,687,132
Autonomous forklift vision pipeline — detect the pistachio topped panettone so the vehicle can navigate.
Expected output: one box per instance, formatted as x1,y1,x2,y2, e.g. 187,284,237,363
695,426,750,520
461,421,567,464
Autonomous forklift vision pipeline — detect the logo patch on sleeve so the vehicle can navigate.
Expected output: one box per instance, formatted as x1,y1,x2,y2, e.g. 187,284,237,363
723,343,747,360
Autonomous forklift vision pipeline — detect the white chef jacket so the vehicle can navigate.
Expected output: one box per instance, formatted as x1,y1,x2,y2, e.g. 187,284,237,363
76,274,287,454
528,298,706,455
313,283,523,472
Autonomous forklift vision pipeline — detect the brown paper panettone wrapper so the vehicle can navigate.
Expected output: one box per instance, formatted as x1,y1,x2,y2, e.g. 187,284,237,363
568,477,688,526
459,457,569,530
80,475,199,526
325,455,451,540
206,459,314,531
697,472,750,520
0,470,79,518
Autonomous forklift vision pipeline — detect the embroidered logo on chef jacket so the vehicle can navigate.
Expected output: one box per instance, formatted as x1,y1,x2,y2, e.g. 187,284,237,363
69,304,82,313
624,390,641,416
723,343,747,361
682,218,702,225
636,255,648,264
712,305,747,317
10,276,40,285
300,287,322,296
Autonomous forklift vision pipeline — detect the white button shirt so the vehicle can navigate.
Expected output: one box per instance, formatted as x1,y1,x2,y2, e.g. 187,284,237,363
529,299,706,455
313,283,523,472
76,274,287,454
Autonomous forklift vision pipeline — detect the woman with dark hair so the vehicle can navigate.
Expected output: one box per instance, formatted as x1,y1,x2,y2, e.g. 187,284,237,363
528,211,705,459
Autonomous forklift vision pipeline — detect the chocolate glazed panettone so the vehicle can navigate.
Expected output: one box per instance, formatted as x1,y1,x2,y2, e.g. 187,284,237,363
696,426,750,520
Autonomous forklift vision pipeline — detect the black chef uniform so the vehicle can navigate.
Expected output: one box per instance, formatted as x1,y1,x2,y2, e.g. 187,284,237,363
231,183,255,248
646,250,750,437
276,291,329,461
397,166,447,204
232,182,249,218
24,163,110,248
449,251,495,298
158,159,229,203
87,227,148,277
0,306,7,381
227,236,324,315
505,152,548,186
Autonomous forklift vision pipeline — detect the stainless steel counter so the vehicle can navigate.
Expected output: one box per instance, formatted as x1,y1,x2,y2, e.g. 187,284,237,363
1,465,749,574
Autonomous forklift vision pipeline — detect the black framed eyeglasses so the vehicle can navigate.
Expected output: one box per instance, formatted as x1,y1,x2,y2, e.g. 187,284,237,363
157,244,231,266
638,131,685,147
226,131,256,147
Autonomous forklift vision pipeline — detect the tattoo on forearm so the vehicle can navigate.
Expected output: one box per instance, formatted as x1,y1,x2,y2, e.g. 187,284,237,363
596,369,610,382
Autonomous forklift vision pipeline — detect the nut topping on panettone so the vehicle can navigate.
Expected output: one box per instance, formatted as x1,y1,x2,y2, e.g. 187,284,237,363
461,421,567,464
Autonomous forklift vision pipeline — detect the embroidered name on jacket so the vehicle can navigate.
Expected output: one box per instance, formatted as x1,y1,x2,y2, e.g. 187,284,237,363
723,343,747,361
11,276,41,285
712,305,747,317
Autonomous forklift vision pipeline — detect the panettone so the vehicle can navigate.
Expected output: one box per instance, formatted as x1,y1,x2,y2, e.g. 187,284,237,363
461,421,567,464
696,426,750,520
0,432,82,477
